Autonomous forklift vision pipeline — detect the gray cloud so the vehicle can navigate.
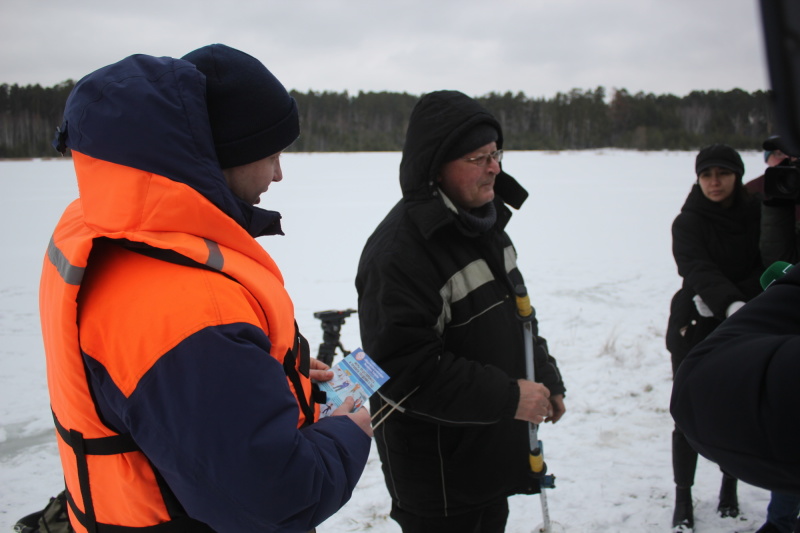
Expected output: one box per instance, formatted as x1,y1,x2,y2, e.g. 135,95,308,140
0,0,769,98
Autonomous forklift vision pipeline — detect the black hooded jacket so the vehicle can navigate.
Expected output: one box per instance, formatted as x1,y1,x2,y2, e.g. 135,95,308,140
671,260,800,494
355,91,565,516
666,183,763,366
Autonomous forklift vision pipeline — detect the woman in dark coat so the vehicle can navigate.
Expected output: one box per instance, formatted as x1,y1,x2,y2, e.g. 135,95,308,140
665,144,763,531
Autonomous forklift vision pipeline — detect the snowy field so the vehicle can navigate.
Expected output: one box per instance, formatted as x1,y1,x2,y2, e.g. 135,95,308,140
0,150,774,532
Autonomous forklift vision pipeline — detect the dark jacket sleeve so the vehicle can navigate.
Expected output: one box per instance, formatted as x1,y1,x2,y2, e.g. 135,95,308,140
358,249,523,425
533,336,565,397
670,264,800,494
672,213,751,317
87,322,371,533
760,203,800,266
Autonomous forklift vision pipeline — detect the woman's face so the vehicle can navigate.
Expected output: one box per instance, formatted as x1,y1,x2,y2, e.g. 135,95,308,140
698,166,737,206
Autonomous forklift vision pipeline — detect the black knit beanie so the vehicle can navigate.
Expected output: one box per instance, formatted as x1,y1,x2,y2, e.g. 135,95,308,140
695,143,745,179
444,123,499,162
182,44,299,169
763,135,784,152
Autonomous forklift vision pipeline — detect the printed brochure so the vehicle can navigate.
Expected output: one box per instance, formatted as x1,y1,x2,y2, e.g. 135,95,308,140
318,348,389,417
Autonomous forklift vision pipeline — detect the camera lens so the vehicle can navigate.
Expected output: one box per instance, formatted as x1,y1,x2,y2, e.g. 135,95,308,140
765,165,800,200
777,171,800,196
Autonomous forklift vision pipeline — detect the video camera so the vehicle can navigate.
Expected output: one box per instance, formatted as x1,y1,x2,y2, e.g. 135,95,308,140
313,308,356,366
764,158,800,202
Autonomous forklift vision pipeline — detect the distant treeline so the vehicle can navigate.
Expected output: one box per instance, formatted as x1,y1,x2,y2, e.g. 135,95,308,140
0,81,776,158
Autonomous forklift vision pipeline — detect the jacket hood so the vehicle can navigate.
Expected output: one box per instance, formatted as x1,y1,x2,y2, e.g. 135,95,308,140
399,90,527,209
53,53,280,237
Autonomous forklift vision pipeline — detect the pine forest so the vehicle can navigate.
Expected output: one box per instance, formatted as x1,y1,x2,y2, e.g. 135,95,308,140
0,81,775,158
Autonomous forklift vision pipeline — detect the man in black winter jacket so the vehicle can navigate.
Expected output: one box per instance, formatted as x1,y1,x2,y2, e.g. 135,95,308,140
355,90,566,533
670,262,800,495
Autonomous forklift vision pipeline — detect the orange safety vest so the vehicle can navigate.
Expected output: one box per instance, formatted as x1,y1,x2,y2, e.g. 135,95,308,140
41,152,317,532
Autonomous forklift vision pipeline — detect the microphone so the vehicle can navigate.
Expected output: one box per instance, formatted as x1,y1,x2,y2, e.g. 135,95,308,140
760,261,794,290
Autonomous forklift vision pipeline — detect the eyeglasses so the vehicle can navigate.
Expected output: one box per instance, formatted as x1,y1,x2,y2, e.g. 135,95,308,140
463,149,503,166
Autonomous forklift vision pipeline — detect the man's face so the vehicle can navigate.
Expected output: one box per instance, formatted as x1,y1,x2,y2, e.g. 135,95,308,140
438,142,500,210
222,153,283,205
766,149,797,168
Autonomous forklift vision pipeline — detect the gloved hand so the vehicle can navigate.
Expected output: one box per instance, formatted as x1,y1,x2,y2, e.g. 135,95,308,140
725,301,745,317
693,295,714,318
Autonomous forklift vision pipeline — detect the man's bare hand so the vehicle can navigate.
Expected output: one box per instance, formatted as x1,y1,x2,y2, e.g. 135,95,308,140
545,394,565,424
514,379,552,424
309,358,334,382
332,396,373,437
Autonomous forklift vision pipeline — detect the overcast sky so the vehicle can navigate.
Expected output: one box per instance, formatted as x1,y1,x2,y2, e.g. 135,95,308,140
2,0,770,99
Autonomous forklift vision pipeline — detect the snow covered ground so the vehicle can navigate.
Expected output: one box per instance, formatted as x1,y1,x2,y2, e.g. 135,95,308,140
0,150,775,532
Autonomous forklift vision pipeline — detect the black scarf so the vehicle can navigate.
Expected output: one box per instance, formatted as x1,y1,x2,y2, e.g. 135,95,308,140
458,201,497,234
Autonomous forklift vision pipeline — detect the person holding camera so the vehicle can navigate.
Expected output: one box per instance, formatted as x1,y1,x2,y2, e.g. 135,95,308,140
355,90,566,533
665,143,763,531
746,135,800,267
743,136,800,533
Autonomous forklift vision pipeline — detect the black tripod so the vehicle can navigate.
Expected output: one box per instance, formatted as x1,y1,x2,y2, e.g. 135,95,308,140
313,308,356,366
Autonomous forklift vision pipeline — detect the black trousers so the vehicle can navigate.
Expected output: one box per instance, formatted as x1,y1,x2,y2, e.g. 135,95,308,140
670,328,703,488
390,499,510,533
673,426,699,488
671,357,736,490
